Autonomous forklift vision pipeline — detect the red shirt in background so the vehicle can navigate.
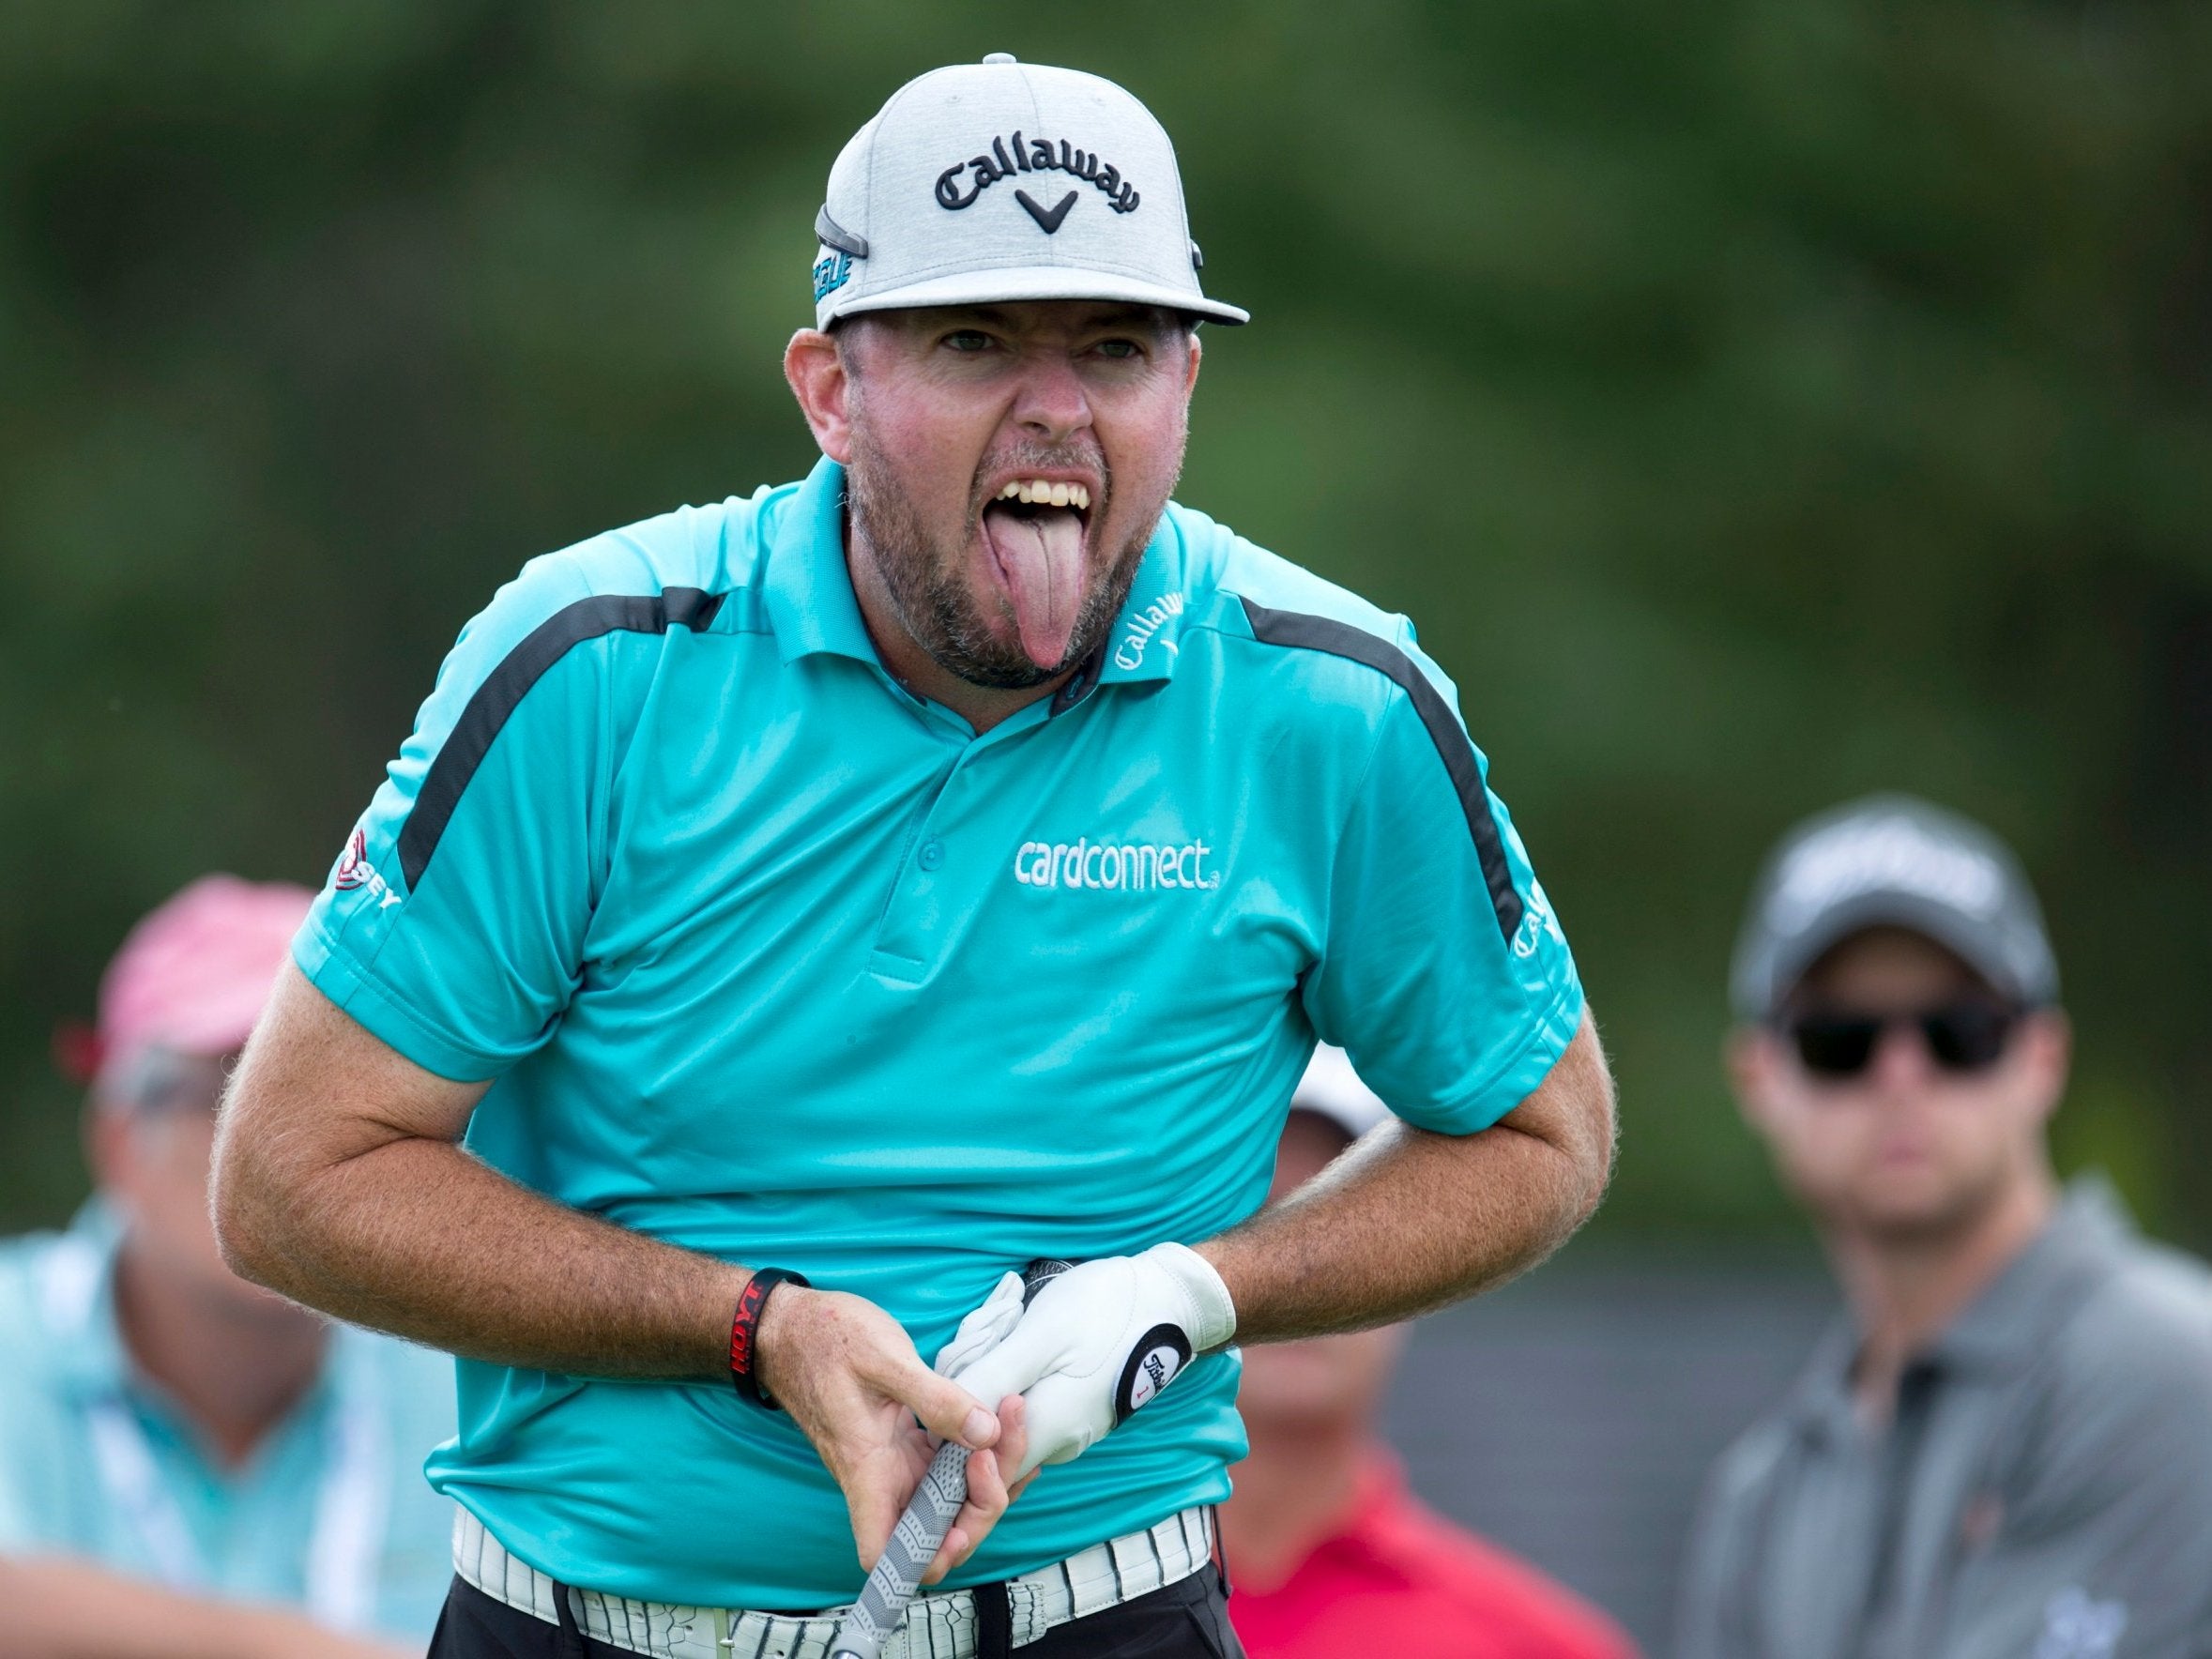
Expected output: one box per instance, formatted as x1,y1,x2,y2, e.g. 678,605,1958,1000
1228,1455,1639,1659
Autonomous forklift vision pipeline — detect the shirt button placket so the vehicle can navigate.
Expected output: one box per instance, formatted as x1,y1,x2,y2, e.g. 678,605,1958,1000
867,751,969,980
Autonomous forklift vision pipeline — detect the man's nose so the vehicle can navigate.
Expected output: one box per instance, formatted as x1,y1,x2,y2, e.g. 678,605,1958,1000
1868,1020,1938,1093
1009,357,1093,444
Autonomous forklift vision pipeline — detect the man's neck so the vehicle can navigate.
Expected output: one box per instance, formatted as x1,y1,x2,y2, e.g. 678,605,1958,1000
1218,1417,1369,1593
1832,1170,2058,1425
113,1241,328,1467
844,524,1075,736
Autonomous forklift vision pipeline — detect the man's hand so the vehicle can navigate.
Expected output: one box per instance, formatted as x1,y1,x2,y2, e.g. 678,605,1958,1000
218,971,1039,1587
934,1245,1236,1483
934,1020,1610,1491
755,1284,1033,1584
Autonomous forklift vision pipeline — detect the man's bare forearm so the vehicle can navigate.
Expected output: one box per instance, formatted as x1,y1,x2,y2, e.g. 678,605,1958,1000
213,966,743,1379
0,1554,411,1659
1198,1012,1615,1342
227,1134,743,1377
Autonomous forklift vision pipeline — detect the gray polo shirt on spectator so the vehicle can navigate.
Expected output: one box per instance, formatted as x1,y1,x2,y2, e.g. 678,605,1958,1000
1678,1180,2212,1659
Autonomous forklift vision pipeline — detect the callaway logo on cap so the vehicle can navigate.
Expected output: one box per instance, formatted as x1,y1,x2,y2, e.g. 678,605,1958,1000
809,53,1249,328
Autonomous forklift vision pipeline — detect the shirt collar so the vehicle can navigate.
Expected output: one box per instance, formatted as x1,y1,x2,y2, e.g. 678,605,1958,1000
39,1198,131,1393
1782,1317,1863,1446
763,456,880,666
1924,1175,2133,1374
1096,516,1187,687
1786,1175,2137,1439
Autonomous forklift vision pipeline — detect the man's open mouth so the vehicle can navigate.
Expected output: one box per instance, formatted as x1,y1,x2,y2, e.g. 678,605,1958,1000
980,478,1095,670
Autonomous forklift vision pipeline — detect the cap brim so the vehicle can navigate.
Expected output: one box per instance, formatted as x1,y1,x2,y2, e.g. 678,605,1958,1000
1758,890,2040,1016
825,265,1249,326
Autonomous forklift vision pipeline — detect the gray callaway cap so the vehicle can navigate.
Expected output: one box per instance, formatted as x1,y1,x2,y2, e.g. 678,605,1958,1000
1289,1043,1391,1143
810,53,1248,329
1731,794,2059,1021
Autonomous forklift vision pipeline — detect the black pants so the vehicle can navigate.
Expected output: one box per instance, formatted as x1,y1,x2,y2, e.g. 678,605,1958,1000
426,1566,1244,1659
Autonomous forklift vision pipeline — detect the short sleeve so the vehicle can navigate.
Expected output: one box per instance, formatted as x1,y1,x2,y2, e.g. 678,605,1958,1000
1300,644,1582,1134
293,554,629,1081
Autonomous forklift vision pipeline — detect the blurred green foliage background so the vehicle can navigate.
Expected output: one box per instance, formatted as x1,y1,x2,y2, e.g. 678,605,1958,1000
4,1,2207,1241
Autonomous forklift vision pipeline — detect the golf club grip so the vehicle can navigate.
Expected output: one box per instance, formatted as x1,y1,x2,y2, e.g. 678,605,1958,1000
827,1258,1075,1659
828,1438,970,1659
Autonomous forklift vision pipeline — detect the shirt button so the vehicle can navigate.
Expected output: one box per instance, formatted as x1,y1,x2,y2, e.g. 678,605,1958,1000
917,839,946,872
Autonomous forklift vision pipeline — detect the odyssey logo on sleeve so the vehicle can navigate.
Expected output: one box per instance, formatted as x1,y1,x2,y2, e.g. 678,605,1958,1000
1012,832,1222,891
1512,876,1566,960
333,827,404,910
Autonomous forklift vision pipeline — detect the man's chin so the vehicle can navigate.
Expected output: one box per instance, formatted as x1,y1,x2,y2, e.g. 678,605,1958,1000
1830,1174,2002,1245
932,599,1099,690
943,651,1065,692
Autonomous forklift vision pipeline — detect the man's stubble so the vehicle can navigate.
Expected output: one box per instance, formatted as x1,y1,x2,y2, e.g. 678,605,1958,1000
843,398,1171,691
1821,1134,2026,1252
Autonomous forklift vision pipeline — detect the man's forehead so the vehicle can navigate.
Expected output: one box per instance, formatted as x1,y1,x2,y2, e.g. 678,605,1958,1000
1792,926,1989,1002
863,299,1186,336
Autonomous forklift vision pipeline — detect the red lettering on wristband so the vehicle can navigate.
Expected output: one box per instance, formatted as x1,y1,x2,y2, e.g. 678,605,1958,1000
728,1268,809,1410
729,1276,768,1378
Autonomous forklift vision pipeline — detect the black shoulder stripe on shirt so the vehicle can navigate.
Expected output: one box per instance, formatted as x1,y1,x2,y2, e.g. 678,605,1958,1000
1238,596,1524,943
396,586,725,890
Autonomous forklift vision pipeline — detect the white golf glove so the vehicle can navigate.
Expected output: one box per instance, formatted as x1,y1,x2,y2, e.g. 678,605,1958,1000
935,1244,1237,1483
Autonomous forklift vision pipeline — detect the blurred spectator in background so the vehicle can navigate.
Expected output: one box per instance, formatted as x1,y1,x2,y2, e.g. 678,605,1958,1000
1226,1044,1637,1659
1679,796,2212,1659
0,876,455,1658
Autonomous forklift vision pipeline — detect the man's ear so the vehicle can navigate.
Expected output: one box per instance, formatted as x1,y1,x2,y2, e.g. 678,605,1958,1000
785,327,855,463
2019,1008,2072,1129
1726,1026,1779,1134
1182,327,1202,399
84,1099,135,1199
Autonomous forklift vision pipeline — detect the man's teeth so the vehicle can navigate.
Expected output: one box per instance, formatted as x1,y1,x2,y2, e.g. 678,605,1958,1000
994,479,1091,510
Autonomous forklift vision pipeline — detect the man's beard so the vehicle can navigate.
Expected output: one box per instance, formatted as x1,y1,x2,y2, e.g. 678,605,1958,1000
1821,1147,2018,1251
845,429,1158,691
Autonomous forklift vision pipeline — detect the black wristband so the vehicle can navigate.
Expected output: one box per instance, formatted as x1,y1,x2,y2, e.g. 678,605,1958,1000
729,1268,810,1410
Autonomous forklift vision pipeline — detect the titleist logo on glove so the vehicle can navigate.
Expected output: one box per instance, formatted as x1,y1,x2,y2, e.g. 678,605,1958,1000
934,1242,1237,1482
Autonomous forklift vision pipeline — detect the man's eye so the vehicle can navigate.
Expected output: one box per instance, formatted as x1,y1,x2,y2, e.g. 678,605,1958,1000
1094,339,1141,360
944,330,994,353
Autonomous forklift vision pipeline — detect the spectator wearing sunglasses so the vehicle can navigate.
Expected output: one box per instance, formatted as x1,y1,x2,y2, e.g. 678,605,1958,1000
1677,795,2212,1659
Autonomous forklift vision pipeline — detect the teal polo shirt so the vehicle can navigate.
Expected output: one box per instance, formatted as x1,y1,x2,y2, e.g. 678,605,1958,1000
0,1202,456,1640
293,455,1582,1609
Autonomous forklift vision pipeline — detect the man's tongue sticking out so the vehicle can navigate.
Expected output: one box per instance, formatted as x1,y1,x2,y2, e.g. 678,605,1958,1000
982,503,1087,670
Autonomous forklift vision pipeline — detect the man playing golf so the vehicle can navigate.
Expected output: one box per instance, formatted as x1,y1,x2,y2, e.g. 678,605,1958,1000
212,54,1614,1659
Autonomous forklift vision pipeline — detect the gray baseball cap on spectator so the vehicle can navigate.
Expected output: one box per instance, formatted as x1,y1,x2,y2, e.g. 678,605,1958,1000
1290,1044,1392,1143
1731,794,2060,1021
809,54,1248,329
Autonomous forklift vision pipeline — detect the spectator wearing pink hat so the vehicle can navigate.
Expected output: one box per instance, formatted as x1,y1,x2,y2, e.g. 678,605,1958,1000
0,876,455,1658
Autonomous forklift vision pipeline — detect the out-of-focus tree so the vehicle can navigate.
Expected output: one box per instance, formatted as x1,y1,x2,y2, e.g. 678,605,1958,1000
2,0,2206,1237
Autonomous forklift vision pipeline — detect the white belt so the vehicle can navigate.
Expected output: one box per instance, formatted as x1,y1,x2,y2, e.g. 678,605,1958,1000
452,1505,1215,1659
